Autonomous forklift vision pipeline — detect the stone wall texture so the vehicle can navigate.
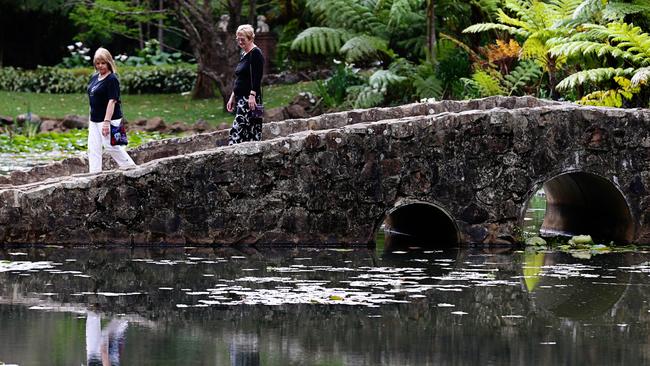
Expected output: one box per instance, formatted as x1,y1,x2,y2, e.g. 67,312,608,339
1,96,649,246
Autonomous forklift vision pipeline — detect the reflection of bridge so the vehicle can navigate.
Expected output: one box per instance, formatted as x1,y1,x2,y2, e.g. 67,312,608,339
0,96,649,246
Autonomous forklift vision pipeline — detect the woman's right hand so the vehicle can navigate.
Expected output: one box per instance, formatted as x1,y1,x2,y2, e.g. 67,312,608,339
226,97,234,112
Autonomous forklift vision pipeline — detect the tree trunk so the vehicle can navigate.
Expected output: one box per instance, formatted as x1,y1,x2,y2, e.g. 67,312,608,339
171,0,243,104
248,0,257,26
426,0,437,63
158,0,164,50
136,0,144,48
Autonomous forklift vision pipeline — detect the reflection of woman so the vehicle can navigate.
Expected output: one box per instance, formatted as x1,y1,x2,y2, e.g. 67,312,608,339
86,310,128,366
87,48,136,173
226,24,265,145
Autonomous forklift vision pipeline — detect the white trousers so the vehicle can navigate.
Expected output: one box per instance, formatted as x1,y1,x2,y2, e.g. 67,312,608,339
88,119,136,173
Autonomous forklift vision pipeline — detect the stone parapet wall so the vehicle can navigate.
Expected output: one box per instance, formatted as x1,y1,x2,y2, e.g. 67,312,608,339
0,96,559,187
1,101,648,246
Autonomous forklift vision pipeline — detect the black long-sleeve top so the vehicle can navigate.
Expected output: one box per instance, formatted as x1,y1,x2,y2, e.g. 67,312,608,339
233,47,264,98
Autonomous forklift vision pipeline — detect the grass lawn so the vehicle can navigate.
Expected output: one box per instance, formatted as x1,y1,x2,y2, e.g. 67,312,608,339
0,81,318,127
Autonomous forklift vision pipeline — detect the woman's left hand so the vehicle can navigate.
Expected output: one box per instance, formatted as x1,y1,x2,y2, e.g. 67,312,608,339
102,122,110,137
248,95,257,110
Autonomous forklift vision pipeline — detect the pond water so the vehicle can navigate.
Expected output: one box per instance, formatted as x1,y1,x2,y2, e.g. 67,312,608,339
0,152,76,176
1,245,650,366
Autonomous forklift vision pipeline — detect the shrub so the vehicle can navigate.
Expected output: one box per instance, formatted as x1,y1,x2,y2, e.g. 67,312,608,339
0,64,197,94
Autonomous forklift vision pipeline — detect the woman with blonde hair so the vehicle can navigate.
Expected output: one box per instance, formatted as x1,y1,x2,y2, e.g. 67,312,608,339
226,24,265,144
86,47,136,173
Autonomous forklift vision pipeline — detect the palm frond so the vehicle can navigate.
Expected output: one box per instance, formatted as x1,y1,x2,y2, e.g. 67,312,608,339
556,67,635,90
291,27,352,55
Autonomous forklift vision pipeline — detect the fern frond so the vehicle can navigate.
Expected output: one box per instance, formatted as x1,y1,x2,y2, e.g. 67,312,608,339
340,35,393,62
323,0,384,34
352,85,385,108
388,0,411,28
549,40,638,61
368,69,407,90
606,22,650,61
520,37,548,62
632,67,650,86
472,70,506,96
604,2,650,22
503,60,543,95
547,0,584,20
413,75,444,99
463,23,528,37
503,0,531,23
496,8,531,31
556,67,635,90
291,27,352,55
580,89,625,107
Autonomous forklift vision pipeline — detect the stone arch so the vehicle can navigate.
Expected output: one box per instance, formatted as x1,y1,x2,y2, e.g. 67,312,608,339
374,200,460,251
523,171,635,243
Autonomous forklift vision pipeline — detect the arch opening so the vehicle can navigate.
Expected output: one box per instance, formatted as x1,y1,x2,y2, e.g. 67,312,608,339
532,172,635,244
375,203,460,252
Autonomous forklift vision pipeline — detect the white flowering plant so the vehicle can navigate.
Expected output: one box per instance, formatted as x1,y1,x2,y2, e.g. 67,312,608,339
59,41,92,68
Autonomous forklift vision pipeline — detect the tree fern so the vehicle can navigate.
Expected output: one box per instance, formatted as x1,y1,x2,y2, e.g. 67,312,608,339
631,67,650,86
503,60,543,95
352,85,386,108
552,21,650,93
604,1,650,22
291,27,352,55
340,35,394,62
470,70,506,96
556,67,634,89
388,0,412,28
368,69,407,90
463,23,528,37
580,76,641,107
548,0,585,20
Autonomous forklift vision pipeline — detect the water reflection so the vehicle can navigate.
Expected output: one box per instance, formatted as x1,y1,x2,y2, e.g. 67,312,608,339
86,311,128,366
1,247,649,365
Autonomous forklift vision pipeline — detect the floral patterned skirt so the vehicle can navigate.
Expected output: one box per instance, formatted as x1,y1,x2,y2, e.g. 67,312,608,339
229,95,262,145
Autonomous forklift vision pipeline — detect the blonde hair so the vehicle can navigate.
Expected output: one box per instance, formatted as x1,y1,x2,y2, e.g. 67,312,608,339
236,24,255,41
93,47,118,74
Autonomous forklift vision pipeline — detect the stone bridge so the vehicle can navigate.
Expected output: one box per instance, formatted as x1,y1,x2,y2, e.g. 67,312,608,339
1,96,649,247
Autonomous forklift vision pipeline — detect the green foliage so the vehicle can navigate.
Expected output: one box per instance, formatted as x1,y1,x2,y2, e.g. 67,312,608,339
503,60,544,95
292,27,352,55
340,35,394,63
462,70,505,97
461,60,543,98
316,62,364,108
0,64,196,94
69,0,163,44
0,129,169,155
119,39,184,67
292,0,424,63
580,76,641,107
551,21,650,105
412,62,444,100
58,42,92,68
